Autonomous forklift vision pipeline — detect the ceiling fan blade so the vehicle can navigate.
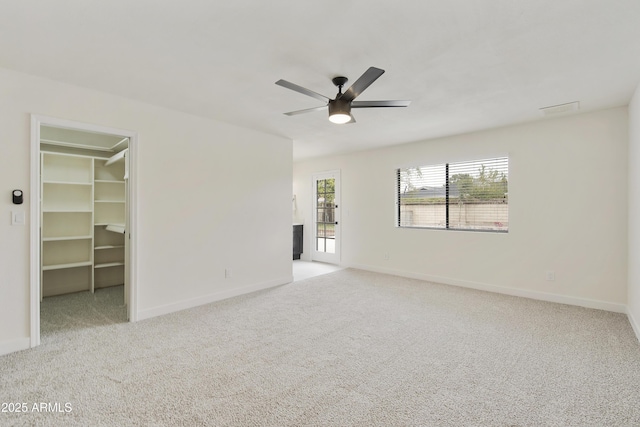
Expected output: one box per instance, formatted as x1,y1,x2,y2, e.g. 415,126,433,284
284,105,327,116
351,100,411,108
276,79,330,103
339,67,385,102
347,115,356,124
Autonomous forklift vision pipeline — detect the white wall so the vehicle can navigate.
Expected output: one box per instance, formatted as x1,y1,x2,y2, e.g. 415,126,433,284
294,107,628,311
628,84,640,338
0,67,292,355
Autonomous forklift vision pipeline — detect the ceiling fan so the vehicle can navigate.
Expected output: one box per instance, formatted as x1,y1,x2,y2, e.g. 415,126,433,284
276,66,410,124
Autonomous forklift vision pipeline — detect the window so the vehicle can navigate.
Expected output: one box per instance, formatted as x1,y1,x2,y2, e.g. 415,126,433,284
397,157,508,232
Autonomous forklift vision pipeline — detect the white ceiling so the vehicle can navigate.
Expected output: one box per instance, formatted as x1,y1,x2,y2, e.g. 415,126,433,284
2,1,640,160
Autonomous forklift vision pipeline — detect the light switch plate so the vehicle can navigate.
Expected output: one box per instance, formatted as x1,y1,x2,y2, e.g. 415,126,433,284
11,211,25,225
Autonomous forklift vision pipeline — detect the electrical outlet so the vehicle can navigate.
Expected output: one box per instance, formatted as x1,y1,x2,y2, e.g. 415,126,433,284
225,268,232,279
383,253,390,261
546,271,556,281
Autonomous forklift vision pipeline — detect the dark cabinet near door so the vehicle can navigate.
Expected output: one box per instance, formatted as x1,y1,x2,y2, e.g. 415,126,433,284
293,224,303,260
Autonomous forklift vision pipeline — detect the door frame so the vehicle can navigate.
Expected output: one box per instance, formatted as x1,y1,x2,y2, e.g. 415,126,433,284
311,170,341,264
29,114,139,347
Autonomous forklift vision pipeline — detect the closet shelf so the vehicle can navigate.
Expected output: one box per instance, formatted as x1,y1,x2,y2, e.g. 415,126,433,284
95,245,125,250
43,180,92,186
95,179,125,184
43,261,92,271
40,138,112,152
105,224,125,234
94,200,125,203
94,262,125,269
105,149,127,166
43,235,92,242
43,209,92,213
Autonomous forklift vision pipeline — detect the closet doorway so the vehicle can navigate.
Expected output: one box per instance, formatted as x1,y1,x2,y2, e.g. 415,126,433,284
29,115,137,347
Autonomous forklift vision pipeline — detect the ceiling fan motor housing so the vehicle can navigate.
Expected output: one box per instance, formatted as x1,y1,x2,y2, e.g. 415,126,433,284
328,98,351,118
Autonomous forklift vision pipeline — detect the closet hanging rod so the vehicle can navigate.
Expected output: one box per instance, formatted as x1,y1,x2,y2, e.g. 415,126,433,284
105,148,127,166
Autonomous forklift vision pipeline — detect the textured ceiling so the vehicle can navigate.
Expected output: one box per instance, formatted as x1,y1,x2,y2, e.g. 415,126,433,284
1,1,640,160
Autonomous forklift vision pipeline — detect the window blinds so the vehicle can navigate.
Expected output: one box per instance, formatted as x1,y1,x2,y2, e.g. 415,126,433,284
397,157,508,232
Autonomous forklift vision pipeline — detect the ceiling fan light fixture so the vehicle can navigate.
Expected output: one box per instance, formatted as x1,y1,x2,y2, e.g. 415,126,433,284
328,99,351,124
329,113,351,124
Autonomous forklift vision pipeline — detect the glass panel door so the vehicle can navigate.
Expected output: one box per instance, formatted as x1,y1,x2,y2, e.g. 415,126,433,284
316,177,335,254
312,171,340,264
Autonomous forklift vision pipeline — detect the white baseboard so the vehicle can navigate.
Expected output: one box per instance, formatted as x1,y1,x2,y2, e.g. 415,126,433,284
136,275,293,321
347,263,627,314
0,337,31,357
627,308,640,342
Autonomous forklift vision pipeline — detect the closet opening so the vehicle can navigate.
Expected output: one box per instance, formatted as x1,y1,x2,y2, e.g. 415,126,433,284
30,116,137,347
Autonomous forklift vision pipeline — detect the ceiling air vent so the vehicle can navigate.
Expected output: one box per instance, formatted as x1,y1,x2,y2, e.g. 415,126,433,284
539,101,580,116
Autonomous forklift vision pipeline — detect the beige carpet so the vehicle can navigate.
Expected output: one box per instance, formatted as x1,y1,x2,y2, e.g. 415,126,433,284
1,269,640,426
